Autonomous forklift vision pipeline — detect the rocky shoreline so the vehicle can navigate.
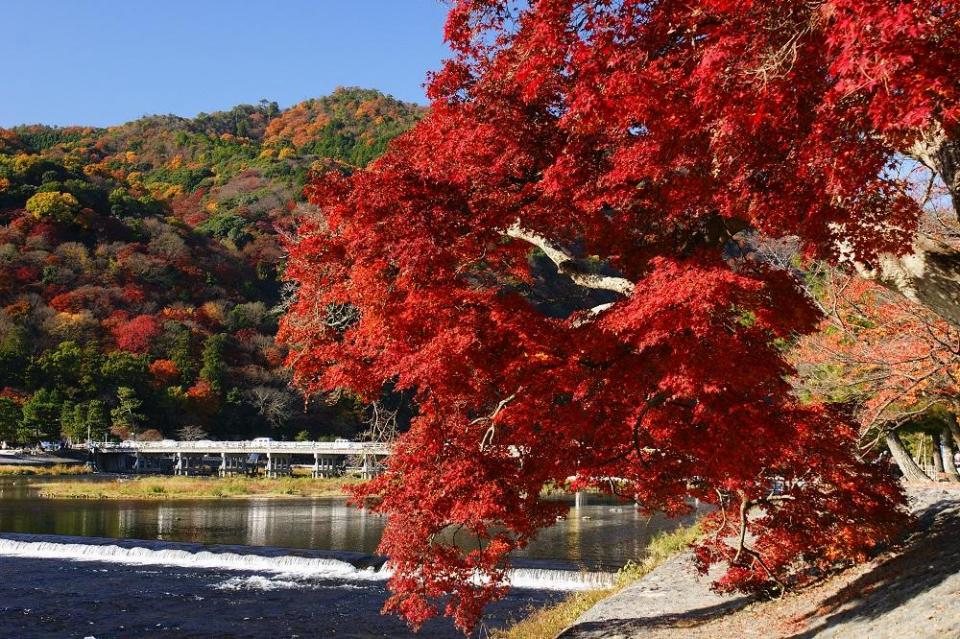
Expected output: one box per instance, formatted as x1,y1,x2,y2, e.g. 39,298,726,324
560,484,960,639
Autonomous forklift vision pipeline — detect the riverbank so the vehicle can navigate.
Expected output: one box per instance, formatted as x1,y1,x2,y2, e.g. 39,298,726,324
0,464,90,476
558,484,960,639
35,475,365,499
493,524,701,639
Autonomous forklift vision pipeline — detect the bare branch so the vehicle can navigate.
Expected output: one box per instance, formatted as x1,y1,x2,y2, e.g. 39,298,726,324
472,390,520,450
505,223,636,296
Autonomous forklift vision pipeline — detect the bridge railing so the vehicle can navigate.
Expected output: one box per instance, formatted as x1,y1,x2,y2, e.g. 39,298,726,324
81,440,391,453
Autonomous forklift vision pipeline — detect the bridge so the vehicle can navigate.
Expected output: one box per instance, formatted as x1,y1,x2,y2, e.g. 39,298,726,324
80,440,391,478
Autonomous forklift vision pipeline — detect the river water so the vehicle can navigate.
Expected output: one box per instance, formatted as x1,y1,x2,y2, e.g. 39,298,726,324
0,477,699,638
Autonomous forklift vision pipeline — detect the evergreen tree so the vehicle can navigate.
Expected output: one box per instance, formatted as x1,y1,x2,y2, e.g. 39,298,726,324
84,400,109,442
21,389,62,443
0,397,21,444
59,400,76,440
100,351,149,390
111,387,145,439
170,327,197,385
199,333,228,393
61,400,110,443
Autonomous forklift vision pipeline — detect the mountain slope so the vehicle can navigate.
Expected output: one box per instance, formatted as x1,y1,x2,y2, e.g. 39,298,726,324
0,88,423,444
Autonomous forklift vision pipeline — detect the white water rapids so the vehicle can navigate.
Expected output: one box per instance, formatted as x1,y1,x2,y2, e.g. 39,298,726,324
0,534,614,592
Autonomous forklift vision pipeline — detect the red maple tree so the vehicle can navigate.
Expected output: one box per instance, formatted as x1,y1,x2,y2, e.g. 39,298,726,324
113,314,162,354
278,0,959,631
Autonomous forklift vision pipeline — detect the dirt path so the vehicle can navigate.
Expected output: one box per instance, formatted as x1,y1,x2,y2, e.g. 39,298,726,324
560,485,960,639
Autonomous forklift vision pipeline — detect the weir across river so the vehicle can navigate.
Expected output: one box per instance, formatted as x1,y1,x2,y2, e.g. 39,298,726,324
77,440,392,478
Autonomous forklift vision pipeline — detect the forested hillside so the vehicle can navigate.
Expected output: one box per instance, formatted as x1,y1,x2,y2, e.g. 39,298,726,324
0,88,424,444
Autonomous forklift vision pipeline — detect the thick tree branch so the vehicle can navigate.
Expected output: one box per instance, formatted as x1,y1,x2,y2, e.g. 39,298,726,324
850,235,960,329
505,223,636,296
835,128,960,328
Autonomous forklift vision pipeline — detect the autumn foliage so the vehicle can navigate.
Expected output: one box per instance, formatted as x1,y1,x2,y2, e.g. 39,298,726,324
795,271,960,438
276,0,960,632
0,89,420,445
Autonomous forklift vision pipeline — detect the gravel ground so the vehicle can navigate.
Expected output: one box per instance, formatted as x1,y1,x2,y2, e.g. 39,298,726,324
0,451,85,466
560,484,960,639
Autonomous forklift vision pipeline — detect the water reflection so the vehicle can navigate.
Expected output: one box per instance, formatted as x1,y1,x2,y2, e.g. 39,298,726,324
0,478,702,570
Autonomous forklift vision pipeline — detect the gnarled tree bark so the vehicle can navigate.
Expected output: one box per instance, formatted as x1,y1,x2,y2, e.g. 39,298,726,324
940,424,960,482
885,429,932,483
860,130,960,327
932,431,945,477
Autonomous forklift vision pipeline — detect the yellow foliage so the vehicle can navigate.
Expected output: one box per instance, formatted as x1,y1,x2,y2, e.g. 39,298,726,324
13,153,41,176
25,191,80,222
259,148,277,159
278,147,296,160
0,177,9,192
167,155,183,169
63,155,87,174
205,200,218,213
124,151,138,163
201,301,227,323
46,311,98,342
162,184,184,199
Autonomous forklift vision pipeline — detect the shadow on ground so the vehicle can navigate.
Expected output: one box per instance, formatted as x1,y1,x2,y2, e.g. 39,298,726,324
783,497,960,639
557,596,752,638
560,491,960,639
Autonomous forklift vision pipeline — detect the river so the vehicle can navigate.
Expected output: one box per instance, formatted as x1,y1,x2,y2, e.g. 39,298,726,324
0,477,700,638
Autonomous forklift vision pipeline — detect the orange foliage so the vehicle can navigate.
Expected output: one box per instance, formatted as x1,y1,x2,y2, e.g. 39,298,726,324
794,273,960,436
149,359,180,386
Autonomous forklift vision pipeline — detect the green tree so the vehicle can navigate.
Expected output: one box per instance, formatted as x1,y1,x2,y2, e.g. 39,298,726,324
35,341,100,397
195,213,251,246
111,387,145,439
84,400,110,442
200,333,228,393
0,324,29,388
0,397,22,444
169,327,197,384
59,400,76,439
100,351,149,390
66,400,110,443
21,389,63,443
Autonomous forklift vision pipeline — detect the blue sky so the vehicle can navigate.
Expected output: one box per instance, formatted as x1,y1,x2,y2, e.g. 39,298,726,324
0,1,450,127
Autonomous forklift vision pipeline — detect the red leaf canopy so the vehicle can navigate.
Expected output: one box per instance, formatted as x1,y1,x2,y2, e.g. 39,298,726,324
278,0,953,632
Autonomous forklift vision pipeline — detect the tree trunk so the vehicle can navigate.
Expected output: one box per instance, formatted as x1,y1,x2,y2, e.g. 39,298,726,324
861,130,960,327
911,125,960,216
947,414,960,449
932,432,945,478
855,237,960,329
885,430,932,483
940,425,960,482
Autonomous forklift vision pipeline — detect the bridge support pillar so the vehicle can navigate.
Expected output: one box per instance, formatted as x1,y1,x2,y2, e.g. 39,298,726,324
265,452,291,478
175,452,202,476
219,453,247,477
313,453,337,478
